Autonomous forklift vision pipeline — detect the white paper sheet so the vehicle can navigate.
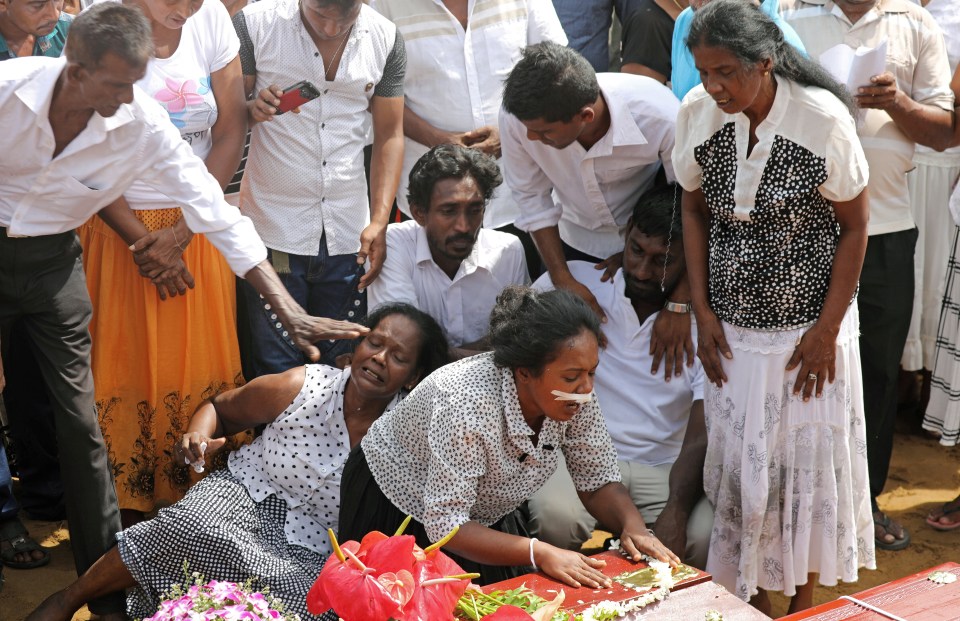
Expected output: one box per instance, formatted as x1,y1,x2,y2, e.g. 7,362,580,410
819,40,888,94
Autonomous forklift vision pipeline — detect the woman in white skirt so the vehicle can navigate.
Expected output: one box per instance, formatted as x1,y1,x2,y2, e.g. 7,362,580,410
675,0,875,614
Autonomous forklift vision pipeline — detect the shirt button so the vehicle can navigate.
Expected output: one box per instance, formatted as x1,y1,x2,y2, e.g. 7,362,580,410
347,311,355,318
314,52,319,57
322,160,327,166
323,89,329,94
321,123,325,129
275,322,283,329
353,299,361,307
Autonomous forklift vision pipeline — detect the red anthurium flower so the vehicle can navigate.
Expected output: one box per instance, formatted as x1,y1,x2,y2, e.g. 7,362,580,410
377,570,417,607
306,530,418,620
403,550,471,621
361,532,418,577
483,605,536,620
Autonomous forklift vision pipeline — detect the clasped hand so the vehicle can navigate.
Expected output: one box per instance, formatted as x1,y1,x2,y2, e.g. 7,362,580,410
131,227,195,301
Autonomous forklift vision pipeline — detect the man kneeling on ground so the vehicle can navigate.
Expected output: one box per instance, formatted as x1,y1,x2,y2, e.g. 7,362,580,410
528,182,712,568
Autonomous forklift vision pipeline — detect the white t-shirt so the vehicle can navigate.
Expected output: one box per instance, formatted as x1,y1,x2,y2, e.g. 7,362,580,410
118,0,240,210
534,262,705,465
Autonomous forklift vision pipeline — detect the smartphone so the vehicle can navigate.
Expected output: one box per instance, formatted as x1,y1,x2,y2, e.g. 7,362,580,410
276,80,321,115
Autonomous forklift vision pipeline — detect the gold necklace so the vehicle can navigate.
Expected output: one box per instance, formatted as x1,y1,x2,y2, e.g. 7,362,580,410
324,26,353,82
671,0,685,10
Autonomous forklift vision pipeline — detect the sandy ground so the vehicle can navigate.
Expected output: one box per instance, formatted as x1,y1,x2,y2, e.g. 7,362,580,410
3,425,959,621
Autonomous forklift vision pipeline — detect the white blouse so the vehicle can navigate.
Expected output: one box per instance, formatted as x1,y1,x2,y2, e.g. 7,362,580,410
229,365,398,555
362,352,622,543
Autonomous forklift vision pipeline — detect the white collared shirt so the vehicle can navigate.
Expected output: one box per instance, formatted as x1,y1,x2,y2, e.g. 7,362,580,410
235,0,402,256
371,0,566,228
367,221,530,346
362,352,622,543
500,72,679,259
781,0,955,236
0,56,266,276
534,262,705,466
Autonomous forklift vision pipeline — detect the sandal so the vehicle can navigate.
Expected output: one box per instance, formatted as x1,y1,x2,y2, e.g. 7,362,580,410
926,497,960,531
0,517,51,569
873,511,911,551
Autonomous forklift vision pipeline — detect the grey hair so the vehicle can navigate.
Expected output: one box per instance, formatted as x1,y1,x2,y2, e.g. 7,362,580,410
65,3,153,69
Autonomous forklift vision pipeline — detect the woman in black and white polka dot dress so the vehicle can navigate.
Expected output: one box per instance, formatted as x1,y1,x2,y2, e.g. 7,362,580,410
339,286,681,588
25,304,449,621
673,0,874,614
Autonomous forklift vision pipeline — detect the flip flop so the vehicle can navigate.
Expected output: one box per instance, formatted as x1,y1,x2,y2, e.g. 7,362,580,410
874,512,911,551
0,518,51,569
926,499,960,531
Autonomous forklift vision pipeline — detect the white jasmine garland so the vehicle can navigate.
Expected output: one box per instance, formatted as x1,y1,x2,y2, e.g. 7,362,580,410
575,586,670,621
705,609,723,621
928,571,957,584
570,540,676,621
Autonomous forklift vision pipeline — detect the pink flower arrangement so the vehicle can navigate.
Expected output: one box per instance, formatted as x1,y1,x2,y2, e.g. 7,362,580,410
307,519,478,621
143,570,299,621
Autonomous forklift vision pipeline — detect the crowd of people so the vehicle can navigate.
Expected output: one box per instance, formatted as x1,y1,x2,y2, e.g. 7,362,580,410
0,0,959,619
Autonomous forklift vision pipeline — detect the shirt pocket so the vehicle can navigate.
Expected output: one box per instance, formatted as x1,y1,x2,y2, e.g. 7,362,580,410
594,163,638,185
39,175,108,221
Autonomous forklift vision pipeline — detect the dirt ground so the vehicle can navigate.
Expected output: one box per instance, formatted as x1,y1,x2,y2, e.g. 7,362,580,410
3,424,959,621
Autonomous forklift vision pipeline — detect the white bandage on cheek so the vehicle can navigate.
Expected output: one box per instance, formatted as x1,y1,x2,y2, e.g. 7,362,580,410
551,390,595,403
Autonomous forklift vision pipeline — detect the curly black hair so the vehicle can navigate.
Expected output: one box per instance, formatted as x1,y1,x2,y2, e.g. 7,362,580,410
406,144,503,212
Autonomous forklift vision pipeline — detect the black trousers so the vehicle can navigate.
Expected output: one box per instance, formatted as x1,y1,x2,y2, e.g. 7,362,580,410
0,229,124,614
857,228,918,511
338,445,532,585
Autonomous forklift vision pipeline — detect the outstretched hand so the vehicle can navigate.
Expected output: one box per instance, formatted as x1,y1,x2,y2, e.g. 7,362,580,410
537,543,611,589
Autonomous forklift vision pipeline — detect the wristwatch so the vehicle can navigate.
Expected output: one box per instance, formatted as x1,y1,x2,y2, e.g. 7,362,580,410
663,300,692,314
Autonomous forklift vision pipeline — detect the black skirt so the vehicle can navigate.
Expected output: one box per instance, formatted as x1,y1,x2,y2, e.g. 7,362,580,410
338,444,533,585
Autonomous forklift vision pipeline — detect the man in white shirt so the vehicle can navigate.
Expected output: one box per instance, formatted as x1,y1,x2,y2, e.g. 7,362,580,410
499,42,680,320
782,0,955,552
368,145,530,355
0,6,364,615
527,182,712,569
370,0,566,273
233,0,405,375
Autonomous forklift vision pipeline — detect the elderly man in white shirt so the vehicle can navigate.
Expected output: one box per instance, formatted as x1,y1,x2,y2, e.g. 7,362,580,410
368,145,530,356
527,182,713,569
370,0,565,271
0,6,364,616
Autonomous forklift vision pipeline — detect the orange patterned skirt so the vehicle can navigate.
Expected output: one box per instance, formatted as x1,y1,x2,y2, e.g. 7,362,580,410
79,208,251,513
